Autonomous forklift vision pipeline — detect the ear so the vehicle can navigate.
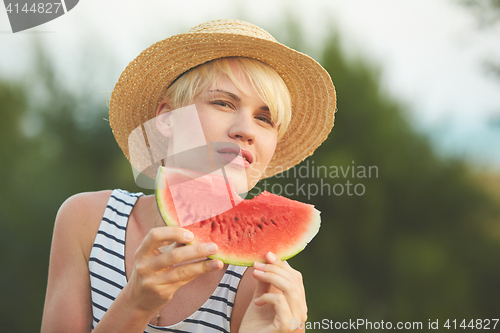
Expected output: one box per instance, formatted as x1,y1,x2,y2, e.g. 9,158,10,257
156,99,173,138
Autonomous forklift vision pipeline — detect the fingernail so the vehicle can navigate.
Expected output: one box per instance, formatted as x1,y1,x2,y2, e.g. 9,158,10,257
267,252,277,262
210,260,221,269
253,261,265,269
184,231,194,241
254,269,264,275
206,243,218,254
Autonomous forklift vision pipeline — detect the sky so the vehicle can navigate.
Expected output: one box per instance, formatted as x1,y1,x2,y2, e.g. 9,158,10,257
1,0,499,169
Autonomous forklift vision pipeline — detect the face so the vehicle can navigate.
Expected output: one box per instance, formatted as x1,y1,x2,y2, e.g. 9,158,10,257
157,61,278,194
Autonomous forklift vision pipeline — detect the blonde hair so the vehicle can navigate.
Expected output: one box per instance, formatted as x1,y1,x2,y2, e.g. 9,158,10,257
163,57,292,139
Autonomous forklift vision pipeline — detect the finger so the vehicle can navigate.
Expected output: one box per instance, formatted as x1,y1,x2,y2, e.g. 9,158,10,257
251,269,272,299
264,252,285,266
261,253,302,286
158,242,180,254
253,261,307,321
151,242,218,270
157,259,223,285
137,226,194,257
254,293,294,328
254,270,307,319
252,268,300,299
253,261,304,293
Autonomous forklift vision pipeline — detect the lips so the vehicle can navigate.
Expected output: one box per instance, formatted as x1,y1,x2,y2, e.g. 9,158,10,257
217,146,253,165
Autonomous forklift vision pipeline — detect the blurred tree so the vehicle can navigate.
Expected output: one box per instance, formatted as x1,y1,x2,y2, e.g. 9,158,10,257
261,25,500,332
0,76,34,332
457,0,500,129
458,0,500,26
457,0,500,77
0,39,139,332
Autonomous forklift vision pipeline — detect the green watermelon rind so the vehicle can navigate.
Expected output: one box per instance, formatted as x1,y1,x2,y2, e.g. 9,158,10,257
155,166,321,266
156,167,178,227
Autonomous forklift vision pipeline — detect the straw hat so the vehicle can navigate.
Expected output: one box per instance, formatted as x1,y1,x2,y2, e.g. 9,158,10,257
109,19,336,179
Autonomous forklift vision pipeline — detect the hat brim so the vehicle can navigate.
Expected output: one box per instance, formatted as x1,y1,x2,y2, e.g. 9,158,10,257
109,32,336,179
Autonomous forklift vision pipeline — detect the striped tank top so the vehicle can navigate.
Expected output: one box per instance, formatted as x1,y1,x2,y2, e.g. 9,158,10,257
89,189,247,333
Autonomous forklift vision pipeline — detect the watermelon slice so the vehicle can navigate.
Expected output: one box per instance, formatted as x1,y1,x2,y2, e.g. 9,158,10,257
156,166,321,266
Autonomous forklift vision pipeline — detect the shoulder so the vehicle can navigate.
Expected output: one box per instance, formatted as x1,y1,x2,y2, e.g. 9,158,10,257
58,190,112,214
54,190,113,258
41,190,113,333
56,190,112,227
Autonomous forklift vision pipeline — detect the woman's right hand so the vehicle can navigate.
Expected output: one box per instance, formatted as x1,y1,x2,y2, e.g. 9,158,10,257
125,226,223,314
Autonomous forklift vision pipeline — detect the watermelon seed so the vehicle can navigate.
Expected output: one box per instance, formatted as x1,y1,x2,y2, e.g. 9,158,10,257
234,217,239,221
271,219,276,225
258,224,263,230
247,232,251,237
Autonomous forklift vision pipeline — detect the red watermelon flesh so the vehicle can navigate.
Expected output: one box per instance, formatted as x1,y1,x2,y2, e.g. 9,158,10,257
156,166,242,227
156,166,321,266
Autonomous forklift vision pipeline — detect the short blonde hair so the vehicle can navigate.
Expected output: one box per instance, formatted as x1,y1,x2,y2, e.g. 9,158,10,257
163,57,292,139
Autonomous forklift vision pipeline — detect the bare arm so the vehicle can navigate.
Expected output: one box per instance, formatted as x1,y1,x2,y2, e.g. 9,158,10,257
41,191,111,333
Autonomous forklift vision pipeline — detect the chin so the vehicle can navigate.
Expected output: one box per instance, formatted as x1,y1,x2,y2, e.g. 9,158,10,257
232,177,261,198
228,165,265,196
223,170,247,194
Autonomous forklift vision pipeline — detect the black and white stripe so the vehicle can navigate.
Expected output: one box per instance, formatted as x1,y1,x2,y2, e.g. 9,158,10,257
89,189,247,332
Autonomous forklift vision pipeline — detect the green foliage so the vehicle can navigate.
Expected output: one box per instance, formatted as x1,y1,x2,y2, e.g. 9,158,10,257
458,0,500,25
0,40,140,332
457,0,500,81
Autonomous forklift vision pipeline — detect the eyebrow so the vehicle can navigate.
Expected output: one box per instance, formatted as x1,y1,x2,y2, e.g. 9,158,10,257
208,89,241,102
207,89,269,111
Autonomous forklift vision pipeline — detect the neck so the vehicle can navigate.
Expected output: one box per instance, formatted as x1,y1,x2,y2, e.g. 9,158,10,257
133,194,165,232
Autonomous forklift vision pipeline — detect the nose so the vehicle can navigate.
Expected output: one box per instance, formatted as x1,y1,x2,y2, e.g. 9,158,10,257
228,112,256,144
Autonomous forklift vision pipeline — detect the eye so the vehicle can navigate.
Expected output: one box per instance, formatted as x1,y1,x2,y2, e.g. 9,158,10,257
210,100,233,109
256,115,274,126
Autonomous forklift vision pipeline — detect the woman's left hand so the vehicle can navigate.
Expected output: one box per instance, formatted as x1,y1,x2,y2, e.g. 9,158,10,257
238,252,307,333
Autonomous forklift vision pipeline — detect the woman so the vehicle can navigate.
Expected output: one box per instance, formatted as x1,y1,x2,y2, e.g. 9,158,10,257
41,19,336,333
